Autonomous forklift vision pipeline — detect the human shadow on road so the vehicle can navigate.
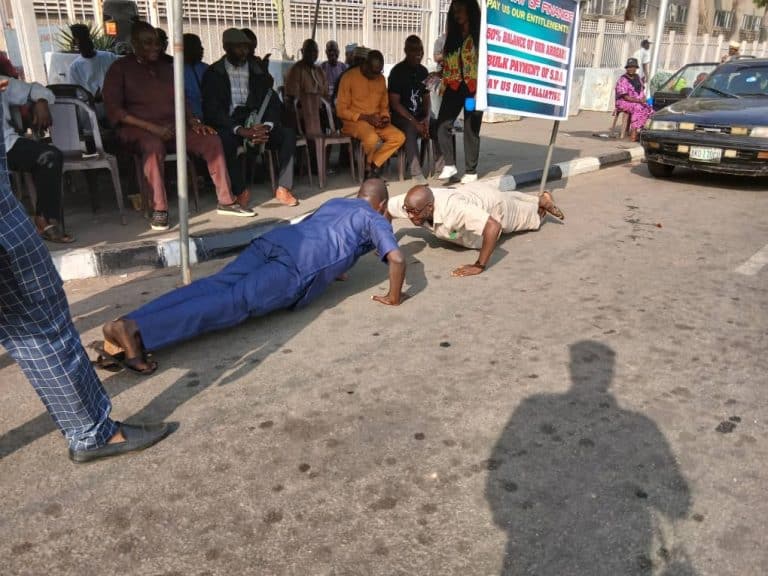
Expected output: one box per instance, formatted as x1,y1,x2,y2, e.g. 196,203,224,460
485,340,697,576
0,239,428,458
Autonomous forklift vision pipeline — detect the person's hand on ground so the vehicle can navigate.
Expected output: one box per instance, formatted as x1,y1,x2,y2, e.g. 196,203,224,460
452,263,484,277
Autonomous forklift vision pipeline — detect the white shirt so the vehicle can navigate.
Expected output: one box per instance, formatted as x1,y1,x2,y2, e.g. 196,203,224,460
1,76,55,152
633,48,651,77
68,50,119,96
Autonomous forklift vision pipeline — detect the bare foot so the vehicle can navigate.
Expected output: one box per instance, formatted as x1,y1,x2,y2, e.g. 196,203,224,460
103,318,151,371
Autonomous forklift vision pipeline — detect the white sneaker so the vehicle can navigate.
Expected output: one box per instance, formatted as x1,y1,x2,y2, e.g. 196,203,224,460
438,165,458,180
460,173,478,184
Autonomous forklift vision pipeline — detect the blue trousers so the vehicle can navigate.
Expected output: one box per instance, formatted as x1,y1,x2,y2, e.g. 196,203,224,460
0,208,118,452
127,238,304,351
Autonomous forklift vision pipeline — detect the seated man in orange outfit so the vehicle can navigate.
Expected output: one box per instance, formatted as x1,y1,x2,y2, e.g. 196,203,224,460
103,21,254,231
336,50,405,179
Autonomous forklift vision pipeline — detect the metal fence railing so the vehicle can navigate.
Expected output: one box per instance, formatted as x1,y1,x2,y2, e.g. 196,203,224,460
21,1,768,72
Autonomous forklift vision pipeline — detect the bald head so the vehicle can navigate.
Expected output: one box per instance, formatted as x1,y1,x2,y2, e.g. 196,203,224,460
405,185,433,207
357,178,389,213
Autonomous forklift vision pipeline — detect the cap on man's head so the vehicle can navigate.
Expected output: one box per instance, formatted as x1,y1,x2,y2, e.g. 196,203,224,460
353,46,370,60
222,28,251,45
640,39,651,48
345,42,358,54
625,57,639,69
729,40,740,49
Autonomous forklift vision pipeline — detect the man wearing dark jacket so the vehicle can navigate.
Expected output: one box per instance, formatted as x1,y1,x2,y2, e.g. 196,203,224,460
202,28,299,207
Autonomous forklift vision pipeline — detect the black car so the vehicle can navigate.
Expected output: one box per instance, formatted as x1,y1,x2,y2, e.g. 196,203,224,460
640,58,768,178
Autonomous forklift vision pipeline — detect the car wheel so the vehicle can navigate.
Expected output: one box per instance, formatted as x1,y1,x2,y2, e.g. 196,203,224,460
647,160,674,178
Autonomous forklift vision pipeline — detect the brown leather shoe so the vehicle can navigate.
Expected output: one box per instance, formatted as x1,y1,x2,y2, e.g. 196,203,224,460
275,186,299,207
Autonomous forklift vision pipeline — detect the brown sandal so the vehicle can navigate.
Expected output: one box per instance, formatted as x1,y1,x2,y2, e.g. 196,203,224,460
89,340,158,376
539,192,565,221
40,223,75,244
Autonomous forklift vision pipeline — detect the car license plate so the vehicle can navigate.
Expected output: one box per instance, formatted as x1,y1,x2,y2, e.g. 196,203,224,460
689,146,722,163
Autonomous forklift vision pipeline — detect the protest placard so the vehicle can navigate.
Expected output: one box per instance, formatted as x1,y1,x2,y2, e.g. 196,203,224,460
477,0,580,120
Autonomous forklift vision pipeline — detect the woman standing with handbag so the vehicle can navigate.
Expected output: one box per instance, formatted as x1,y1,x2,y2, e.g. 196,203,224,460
436,0,483,184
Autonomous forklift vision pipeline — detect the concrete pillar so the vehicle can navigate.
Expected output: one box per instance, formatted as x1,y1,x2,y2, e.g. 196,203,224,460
363,0,374,48
592,18,606,68
682,32,692,66
699,33,710,60
92,0,104,24
9,0,46,82
619,20,633,64
148,0,161,27
283,0,293,59
664,30,674,70
93,0,104,24
427,0,440,67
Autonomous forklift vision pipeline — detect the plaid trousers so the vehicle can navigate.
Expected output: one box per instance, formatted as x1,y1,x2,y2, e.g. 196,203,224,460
0,98,117,452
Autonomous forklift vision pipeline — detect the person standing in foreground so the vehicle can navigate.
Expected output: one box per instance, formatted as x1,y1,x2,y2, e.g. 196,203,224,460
100,180,407,373
388,183,563,276
436,0,483,184
0,79,168,463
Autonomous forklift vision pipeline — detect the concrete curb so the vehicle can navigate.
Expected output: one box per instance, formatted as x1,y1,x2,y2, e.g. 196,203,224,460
493,145,644,191
53,146,644,281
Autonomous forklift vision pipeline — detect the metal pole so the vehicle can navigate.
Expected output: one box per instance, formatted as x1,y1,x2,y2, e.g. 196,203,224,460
171,0,191,285
649,0,669,81
311,0,322,40
538,121,560,195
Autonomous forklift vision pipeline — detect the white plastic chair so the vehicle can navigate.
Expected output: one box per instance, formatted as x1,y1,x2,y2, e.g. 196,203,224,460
48,96,126,224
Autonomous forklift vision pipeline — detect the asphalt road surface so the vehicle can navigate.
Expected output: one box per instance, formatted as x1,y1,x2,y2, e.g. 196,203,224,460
1,163,767,575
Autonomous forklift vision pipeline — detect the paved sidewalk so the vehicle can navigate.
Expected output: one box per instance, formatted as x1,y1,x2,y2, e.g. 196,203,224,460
47,111,637,277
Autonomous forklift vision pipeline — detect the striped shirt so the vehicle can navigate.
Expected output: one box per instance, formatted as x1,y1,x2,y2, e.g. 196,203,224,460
224,58,250,114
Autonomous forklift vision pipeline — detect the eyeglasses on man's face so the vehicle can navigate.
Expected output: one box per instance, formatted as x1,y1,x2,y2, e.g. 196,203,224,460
403,202,432,216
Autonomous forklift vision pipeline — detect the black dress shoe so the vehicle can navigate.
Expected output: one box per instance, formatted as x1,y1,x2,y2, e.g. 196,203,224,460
69,422,170,463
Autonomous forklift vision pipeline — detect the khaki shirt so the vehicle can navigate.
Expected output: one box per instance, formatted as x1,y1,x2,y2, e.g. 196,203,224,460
389,187,496,249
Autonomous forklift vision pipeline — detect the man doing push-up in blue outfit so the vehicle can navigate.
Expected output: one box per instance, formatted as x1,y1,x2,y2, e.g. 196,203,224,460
100,179,406,374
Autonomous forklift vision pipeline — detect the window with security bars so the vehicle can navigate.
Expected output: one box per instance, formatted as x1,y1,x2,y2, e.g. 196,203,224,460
713,10,734,30
741,14,761,32
666,5,687,25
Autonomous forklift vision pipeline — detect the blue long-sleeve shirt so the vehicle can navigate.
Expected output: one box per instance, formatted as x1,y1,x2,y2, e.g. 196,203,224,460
184,61,208,119
264,197,400,308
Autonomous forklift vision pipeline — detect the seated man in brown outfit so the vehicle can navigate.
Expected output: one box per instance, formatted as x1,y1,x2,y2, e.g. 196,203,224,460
103,22,253,231
284,39,329,137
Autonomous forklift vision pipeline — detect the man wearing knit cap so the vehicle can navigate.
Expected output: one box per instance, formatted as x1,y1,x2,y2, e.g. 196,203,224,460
203,28,299,207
